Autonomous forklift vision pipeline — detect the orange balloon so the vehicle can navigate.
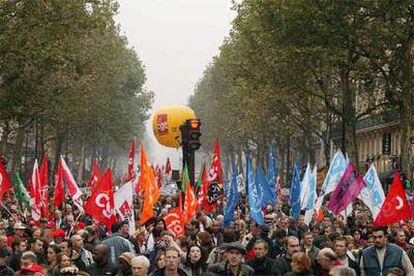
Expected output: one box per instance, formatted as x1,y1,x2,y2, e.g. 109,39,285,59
152,106,196,148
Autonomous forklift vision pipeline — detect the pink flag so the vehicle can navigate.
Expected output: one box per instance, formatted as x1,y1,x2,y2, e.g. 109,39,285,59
328,162,366,214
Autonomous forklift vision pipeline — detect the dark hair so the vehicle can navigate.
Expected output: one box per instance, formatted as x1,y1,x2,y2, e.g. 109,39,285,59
222,228,238,243
11,238,22,252
371,226,387,235
335,236,349,246
197,232,213,247
61,239,72,248
48,244,62,255
111,223,122,233
152,226,164,239
185,244,206,272
387,267,405,276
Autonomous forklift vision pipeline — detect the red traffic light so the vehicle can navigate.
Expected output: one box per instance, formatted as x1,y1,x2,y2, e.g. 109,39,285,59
189,119,201,129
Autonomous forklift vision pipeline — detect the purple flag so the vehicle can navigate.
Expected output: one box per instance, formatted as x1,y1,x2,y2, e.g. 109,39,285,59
328,163,366,214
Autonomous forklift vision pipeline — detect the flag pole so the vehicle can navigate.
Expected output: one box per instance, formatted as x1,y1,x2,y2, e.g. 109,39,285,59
66,212,82,238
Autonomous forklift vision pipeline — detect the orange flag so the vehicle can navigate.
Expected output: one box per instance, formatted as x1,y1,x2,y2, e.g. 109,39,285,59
183,167,198,222
139,146,161,224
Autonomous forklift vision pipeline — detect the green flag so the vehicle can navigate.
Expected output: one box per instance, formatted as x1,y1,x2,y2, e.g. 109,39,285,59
182,165,190,190
14,172,31,210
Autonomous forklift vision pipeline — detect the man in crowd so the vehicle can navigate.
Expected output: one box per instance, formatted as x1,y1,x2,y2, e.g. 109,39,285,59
246,239,279,275
207,241,254,275
151,246,188,276
359,227,414,276
334,237,360,275
102,222,136,266
89,244,118,275
275,236,300,274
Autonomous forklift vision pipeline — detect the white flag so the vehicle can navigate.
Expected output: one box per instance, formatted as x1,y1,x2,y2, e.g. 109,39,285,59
358,164,385,219
315,151,349,213
60,156,84,213
114,182,135,235
300,164,312,210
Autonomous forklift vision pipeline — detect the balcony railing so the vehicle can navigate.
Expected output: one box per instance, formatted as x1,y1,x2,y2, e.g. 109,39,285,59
331,109,400,139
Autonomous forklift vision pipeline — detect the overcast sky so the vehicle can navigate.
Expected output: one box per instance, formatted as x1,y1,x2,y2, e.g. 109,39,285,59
116,0,235,167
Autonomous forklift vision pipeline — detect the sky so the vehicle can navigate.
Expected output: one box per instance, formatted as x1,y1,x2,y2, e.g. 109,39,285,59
116,0,235,167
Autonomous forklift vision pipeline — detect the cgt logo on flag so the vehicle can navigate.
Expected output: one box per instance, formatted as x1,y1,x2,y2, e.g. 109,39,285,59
95,193,113,219
165,211,184,237
157,114,168,135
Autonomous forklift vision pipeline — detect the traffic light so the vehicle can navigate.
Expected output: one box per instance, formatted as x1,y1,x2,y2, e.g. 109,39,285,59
187,119,201,150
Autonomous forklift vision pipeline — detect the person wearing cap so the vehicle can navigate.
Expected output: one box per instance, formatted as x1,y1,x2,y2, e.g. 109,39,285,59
247,239,279,275
0,247,13,275
206,241,254,276
117,252,134,276
7,221,27,247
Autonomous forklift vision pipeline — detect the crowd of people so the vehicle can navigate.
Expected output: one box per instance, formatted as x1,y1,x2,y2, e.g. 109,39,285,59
0,195,414,276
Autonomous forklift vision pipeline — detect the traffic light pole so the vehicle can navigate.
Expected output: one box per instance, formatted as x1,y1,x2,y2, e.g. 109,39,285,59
180,119,200,186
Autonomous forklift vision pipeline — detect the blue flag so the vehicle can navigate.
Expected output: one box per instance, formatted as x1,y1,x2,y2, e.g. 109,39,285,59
290,159,301,220
267,139,278,204
256,165,276,208
223,167,239,228
247,156,264,225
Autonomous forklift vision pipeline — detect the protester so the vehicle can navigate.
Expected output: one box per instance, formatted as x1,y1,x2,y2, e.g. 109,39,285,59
150,247,188,276
207,241,254,276
131,255,150,276
88,244,119,275
359,227,414,276
285,252,313,276
182,245,207,276
246,239,279,275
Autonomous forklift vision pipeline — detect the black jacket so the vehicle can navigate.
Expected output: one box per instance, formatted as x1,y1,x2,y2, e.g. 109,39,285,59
247,256,280,275
276,255,293,275
150,267,189,276
88,261,118,276
207,261,254,276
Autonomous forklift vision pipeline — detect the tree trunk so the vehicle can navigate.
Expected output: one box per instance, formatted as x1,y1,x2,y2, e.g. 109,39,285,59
54,131,64,171
399,36,414,179
11,126,25,174
0,121,10,155
340,69,358,164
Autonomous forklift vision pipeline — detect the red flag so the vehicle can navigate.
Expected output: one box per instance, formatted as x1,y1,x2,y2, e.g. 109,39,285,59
87,159,101,192
198,163,208,211
0,162,11,201
165,194,185,238
60,156,84,213
205,139,223,212
374,170,411,226
185,182,198,222
29,160,42,222
155,166,162,189
39,155,49,218
85,170,115,231
139,146,161,224
128,138,136,180
53,160,65,207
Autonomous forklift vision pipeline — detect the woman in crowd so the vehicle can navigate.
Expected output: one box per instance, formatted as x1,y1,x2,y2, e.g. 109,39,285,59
286,252,314,276
182,245,206,276
47,244,62,274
